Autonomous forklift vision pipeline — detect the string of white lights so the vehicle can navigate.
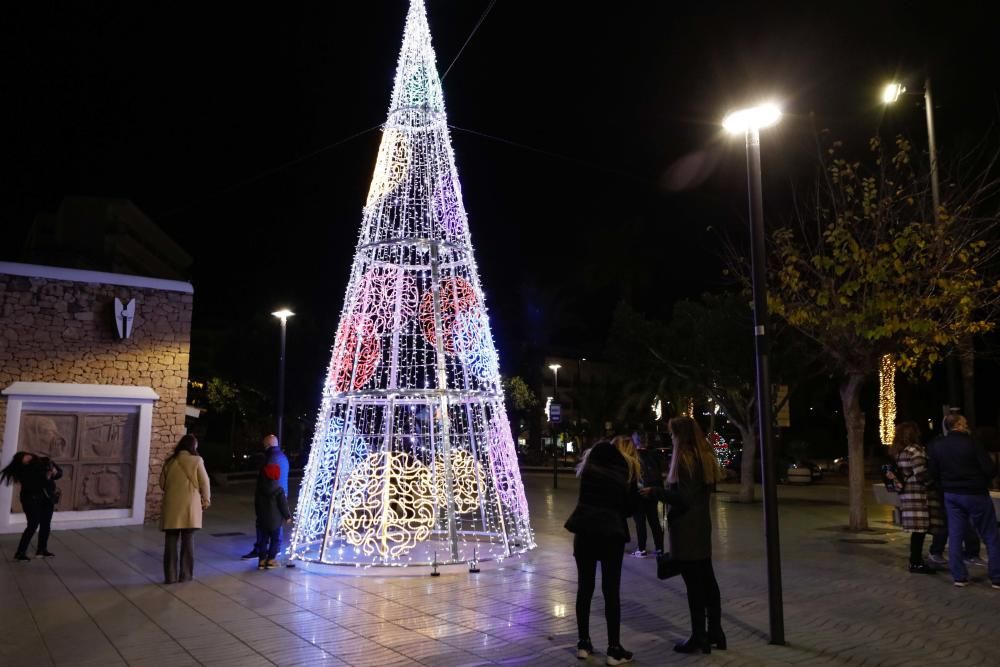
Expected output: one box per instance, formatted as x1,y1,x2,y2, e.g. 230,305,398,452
288,0,535,567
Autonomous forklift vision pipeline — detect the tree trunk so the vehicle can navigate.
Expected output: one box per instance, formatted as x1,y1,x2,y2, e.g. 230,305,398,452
959,335,976,428
840,373,868,531
737,423,758,503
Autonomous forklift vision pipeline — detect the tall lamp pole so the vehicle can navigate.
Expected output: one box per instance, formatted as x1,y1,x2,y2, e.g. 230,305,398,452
881,80,940,221
723,102,785,645
272,309,295,444
883,79,966,423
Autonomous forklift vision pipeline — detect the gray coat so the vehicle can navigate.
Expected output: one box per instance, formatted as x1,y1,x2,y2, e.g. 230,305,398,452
652,477,713,561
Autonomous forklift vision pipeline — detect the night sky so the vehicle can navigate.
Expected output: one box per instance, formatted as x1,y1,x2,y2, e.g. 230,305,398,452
7,1,999,424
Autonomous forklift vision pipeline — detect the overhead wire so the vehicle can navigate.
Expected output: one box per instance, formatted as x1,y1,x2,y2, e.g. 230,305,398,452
448,124,647,182
159,122,383,219
441,0,498,81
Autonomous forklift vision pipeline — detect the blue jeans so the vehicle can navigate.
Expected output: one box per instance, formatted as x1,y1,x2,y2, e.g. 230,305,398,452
943,493,1000,584
929,521,980,557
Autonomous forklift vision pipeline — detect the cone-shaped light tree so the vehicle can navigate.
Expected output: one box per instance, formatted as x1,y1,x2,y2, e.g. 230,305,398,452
289,0,535,567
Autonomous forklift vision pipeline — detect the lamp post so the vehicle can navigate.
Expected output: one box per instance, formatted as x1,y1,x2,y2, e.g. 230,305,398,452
723,102,785,645
883,79,966,423
549,363,561,489
882,80,940,222
271,309,295,444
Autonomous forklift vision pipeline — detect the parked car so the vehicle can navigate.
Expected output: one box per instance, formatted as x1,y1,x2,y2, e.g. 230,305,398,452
776,459,823,483
792,460,823,481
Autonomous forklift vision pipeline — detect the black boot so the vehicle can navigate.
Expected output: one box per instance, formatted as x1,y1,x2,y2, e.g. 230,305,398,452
674,636,710,654
707,629,727,650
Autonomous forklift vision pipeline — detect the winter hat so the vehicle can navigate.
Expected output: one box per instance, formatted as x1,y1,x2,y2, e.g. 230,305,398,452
263,463,281,481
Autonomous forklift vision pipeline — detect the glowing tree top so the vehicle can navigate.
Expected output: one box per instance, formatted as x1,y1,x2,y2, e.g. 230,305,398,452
288,0,535,567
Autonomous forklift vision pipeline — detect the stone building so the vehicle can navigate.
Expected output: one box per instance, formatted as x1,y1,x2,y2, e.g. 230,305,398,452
0,261,193,532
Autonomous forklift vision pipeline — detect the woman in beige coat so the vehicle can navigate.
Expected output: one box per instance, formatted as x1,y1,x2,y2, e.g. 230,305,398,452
159,435,211,583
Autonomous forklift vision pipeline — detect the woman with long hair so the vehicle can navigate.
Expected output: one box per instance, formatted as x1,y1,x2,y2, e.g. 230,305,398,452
1,451,63,561
159,435,211,584
565,437,638,665
642,416,724,654
891,421,943,574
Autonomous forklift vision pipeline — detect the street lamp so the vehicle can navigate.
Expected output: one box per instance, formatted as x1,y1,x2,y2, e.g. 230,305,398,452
883,78,966,421
271,308,295,444
723,101,785,645
548,363,561,395
882,79,939,222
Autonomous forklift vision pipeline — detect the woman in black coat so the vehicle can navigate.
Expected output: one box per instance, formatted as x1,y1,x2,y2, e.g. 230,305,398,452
565,437,640,665
1,451,63,561
642,417,725,654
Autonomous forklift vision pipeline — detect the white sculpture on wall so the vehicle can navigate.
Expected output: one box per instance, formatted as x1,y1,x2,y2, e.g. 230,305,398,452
114,298,136,339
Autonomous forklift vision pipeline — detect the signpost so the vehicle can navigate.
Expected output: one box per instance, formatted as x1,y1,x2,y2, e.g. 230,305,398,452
550,402,562,488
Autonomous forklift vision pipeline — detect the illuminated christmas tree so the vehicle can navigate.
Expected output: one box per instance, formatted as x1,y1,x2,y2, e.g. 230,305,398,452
289,0,535,566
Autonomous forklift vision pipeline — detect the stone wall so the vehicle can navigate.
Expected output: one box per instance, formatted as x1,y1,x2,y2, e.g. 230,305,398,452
0,270,193,520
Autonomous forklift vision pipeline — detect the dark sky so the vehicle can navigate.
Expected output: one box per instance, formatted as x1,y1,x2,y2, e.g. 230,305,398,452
7,1,999,417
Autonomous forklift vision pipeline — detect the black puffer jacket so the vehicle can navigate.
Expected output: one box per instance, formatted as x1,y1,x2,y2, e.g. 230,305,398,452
574,442,638,543
254,478,291,532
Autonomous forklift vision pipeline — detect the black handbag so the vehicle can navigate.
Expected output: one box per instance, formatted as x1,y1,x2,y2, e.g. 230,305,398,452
44,485,62,505
656,551,682,580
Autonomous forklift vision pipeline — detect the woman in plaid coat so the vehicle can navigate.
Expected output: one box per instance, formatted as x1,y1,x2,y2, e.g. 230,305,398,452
892,421,945,574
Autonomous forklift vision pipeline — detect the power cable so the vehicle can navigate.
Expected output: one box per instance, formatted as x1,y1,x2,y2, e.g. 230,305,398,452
159,122,383,218
449,124,647,182
441,0,497,81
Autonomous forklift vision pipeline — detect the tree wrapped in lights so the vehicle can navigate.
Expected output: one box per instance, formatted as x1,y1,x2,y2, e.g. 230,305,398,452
878,355,895,446
289,0,535,567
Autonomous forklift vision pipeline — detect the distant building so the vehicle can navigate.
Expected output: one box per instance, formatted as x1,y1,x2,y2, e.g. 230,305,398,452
21,197,192,281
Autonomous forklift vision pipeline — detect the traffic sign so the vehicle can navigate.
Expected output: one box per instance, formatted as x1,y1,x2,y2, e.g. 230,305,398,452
549,402,562,423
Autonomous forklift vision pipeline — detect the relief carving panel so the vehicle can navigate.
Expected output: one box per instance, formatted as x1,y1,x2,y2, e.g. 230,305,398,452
11,410,138,513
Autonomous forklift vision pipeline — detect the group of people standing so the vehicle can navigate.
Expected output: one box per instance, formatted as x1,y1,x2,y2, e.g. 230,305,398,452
891,413,1000,587
159,431,291,581
566,416,725,665
3,432,290,585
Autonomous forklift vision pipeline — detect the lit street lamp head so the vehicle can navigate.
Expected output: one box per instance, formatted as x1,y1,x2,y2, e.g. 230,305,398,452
547,364,561,373
272,308,295,323
882,82,905,104
722,102,782,134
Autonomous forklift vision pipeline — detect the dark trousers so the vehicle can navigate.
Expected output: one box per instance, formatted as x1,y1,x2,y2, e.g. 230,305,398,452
634,496,664,552
944,493,1000,584
17,492,54,556
260,526,282,560
253,520,267,553
574,535,625,646
164,529,196,583
929,518,980,557
677,559,722,640
909,532,926,566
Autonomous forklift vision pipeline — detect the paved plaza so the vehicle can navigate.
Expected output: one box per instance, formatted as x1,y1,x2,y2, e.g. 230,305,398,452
2,474,998,667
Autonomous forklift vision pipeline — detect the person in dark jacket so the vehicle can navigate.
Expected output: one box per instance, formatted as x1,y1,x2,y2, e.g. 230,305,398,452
1,451,62,561
254,463,291,570
630,432,664,557
242,434,291,560
566,437,639,665
927,414,1000,587
642,416,725,654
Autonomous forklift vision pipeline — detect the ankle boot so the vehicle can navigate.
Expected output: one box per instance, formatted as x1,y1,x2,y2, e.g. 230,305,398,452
707,629,727,650
674,636,710,654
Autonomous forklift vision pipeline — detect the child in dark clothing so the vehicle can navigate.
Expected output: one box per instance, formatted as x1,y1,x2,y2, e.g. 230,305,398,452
254,463,291,569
